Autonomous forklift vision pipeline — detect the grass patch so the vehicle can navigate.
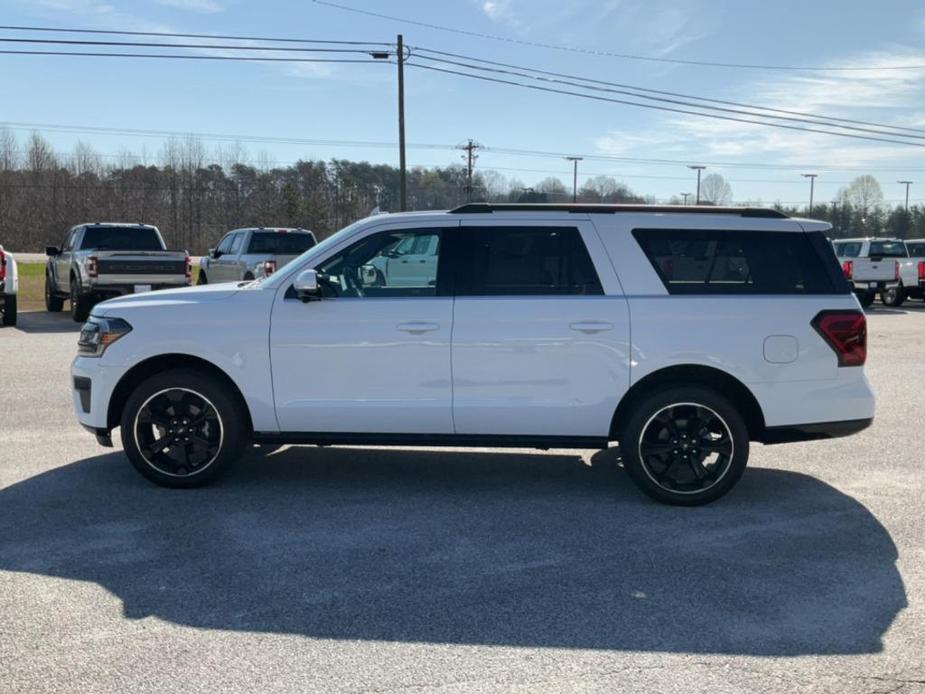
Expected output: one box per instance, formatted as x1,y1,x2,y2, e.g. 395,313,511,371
15,262,201,313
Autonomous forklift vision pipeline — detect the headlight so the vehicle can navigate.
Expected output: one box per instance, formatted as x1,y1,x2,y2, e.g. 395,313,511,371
78,316,132,357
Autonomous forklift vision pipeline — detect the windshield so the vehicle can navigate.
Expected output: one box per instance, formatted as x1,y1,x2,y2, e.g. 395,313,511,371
247,232,316,254
260,218,373,290
868,241,907,258
80,226,164,251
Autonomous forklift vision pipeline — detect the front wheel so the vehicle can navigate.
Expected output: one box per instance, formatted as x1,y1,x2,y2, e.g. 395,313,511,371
70,279,92,322
120,369,248,488
45,275,64,312
197,270,208,285
619,387,749,506
1,295,16,327
881,285,905,307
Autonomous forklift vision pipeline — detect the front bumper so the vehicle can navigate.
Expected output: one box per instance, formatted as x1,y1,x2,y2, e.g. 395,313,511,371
71,357,123,432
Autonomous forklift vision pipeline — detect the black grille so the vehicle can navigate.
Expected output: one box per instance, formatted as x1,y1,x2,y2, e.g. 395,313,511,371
97,259,186,275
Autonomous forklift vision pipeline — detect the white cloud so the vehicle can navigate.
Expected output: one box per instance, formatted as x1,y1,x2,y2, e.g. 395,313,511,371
154,0,224,13
474,0,526,33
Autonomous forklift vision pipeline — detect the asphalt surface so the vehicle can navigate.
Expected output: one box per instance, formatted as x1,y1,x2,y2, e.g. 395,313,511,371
1,307,924,693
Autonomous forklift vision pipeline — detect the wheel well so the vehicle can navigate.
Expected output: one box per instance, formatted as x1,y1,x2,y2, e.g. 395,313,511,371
106,354,254,433
610,365,766,442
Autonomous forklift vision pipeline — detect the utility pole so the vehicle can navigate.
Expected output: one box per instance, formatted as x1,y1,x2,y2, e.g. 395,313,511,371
397,34,407,211
564,156,583,202
458,139,482,202
688,165,706,205
680,192,691,205
898,180,913,211
802,173,818,213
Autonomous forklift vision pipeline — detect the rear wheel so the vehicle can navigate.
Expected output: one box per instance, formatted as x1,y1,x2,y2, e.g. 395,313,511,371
619,386,749,506
881,285,906,307
197,271,208,285
45,275,64,312
857,291,876,309
70,278,92,322
243,272,255,281
120,369,248,488
1,295,16,327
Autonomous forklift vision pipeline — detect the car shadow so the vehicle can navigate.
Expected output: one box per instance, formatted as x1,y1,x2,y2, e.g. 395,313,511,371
0,446,905,656
12,311,81,333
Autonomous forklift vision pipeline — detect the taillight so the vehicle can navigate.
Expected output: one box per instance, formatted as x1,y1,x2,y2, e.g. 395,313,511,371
185,254,192,283
895,261,901,281
812,310,867,367
0,249,6,282
86,255,98,278
263,259,278,276
919,261,925,281
842,260,853,280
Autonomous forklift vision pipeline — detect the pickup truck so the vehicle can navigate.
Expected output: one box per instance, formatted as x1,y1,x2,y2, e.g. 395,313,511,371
832,237,902,308
882,238,925,306
0,245,18,327
45,223,191,322
198,227,316,284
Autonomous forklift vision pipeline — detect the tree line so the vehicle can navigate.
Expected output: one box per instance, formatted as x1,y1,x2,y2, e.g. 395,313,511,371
1,129,923,253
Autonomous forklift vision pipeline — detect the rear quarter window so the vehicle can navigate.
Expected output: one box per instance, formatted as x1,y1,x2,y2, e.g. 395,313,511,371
632,229,848,295
248,232,317,254
907,242,925,256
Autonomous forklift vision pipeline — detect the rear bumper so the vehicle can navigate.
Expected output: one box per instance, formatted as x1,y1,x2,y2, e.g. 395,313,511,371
850,280,898,292
82,282,189,298
760,417,873,444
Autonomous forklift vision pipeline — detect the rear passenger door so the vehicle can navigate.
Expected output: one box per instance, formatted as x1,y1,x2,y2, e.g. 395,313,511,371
450,222,631,438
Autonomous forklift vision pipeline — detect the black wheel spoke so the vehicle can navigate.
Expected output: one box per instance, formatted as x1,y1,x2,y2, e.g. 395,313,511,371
641,441,675,456
145,433,174,456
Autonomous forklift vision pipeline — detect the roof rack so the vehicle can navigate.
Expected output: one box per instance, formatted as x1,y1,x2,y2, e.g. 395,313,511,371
449,203,788,219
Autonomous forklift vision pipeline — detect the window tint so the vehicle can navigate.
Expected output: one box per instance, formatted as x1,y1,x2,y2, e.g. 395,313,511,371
216,234,235,254
633,229,843,295
315,229,442,298
247,232,316,254
79,226,163,251
834,242,862,258
867,241,907,258
228,233,244,255
456,227,602,296
907,242,925,256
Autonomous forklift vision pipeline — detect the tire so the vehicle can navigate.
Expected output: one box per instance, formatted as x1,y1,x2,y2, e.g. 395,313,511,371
197,270,208,286
1,295,16,327
70,278,91,323
881,285,906,307
619,386,750,506
857,291,876,309
45,275,64,312
243,273,255,281
119,368,248,488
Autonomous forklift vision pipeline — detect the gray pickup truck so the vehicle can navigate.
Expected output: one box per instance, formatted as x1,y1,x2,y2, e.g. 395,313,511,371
45,223,191,321
198,227,316,284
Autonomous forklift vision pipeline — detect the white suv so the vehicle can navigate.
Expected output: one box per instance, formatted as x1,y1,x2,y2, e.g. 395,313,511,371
71,204,874,505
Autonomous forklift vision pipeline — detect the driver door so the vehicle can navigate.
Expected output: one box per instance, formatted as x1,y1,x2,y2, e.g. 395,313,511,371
270,222,457,434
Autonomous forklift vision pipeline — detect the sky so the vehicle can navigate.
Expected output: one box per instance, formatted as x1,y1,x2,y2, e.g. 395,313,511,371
2,0,925,207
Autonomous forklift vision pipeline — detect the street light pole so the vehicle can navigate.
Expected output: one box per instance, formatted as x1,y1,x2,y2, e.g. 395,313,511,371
681,192,691,205
802,173,818,213
898,180,913,211
688,165,706,204
565,156,583,202
396,34,407,211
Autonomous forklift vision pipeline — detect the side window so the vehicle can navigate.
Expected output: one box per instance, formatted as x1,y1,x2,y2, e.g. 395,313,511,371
456,226,602,296
633,229,842,295
834,242,862,258
315,229,443,298
62,228,78,251
908,243,925,256
216,233,235,254
228,233,244,255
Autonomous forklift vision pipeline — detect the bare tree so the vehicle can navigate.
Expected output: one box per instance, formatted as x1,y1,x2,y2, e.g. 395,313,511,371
699,173,733,205
840,175,883,215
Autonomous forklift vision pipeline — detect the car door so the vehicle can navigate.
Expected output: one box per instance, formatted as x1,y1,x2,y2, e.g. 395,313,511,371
270,221,456,434
56,228,79,291
451,221,631,438
211,233,239,282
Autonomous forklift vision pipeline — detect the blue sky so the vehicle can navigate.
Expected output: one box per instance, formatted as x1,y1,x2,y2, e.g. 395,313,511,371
2,0,925,206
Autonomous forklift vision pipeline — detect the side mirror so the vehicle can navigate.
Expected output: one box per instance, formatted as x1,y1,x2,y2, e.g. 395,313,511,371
210,248,222,259
46,246,61,257
293,269,320,302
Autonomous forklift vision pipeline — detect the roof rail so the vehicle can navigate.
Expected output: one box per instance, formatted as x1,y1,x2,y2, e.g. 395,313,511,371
449,203,788,219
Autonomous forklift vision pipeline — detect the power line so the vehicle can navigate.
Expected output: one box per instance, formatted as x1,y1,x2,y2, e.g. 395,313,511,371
412,47,925,137
0,37,386,54
0,24,391,46
0,49,387,63
407,62,925,149
311,0,925,72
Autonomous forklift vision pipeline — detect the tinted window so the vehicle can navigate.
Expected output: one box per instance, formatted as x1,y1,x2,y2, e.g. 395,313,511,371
456,227,602,296
216,234,235,254
248,232,317,254
868,241,907,258
633,229,842,295
228,233,243,255
79,226,163,251
907,242,925,256
833,242,862,258
315,229,442,298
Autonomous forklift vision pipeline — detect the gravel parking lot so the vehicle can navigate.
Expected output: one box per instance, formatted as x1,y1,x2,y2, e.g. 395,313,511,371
1,307,924,694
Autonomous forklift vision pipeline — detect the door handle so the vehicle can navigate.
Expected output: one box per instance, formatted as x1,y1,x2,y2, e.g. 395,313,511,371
570,321,614,334
397,322,440,334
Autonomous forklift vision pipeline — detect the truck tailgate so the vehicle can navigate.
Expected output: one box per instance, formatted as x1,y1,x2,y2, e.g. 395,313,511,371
850,258,897,282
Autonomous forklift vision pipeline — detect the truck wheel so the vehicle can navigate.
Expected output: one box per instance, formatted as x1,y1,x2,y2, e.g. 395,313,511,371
1,295,16,327
197,271,208,285
619,386,749,506
881,285,906,307
70,278,91,322
120,368,248,488
857,291,876,309
45,275,64,312
243,273,255,281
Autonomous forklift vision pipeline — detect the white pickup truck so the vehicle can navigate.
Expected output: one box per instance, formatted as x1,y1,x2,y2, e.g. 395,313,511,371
832,238,902,308
884,239,925,306
0,244,17,327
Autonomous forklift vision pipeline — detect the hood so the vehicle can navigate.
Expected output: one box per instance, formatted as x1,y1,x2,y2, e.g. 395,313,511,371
92,283,242,316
